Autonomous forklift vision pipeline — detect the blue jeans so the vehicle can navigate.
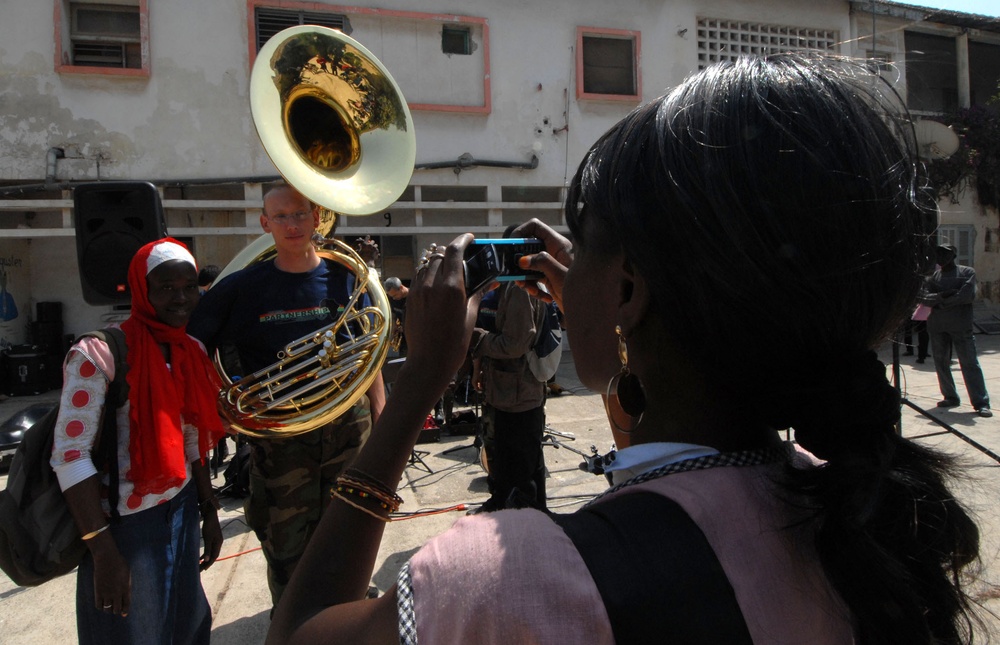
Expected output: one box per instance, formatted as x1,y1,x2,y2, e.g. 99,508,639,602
930,327,991,409
76,481,211,645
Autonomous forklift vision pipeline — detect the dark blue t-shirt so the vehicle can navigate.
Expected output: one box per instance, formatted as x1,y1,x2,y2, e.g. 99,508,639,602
188,258,370,375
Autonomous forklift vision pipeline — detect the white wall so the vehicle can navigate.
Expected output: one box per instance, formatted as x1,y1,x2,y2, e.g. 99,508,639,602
0,0,851,335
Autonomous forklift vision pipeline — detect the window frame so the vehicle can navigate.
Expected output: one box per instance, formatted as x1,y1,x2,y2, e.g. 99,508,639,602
903,29,960,115
253,5,352,52
576,26,641,102
54,0,150,77
247,1,492,114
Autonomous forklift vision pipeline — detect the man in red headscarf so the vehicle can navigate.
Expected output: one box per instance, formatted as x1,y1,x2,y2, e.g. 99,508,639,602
52,238,225,645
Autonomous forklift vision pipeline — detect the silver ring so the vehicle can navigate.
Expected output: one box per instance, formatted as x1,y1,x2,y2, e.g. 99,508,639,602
418,243,441,263
103,603,112,609
425,252,446,262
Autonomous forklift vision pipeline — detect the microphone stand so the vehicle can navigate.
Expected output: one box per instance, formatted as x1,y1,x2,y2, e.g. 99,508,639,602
892,331,1000,464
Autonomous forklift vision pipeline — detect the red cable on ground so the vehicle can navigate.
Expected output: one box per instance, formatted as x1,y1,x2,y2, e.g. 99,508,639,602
391,503,467,521
216,546,262,562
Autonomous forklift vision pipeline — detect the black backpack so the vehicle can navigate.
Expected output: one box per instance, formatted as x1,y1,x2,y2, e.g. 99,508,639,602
219,436,251,499
0,328,128,587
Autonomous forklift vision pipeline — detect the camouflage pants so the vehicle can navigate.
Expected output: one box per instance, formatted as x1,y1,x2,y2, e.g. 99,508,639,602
244,396,372,607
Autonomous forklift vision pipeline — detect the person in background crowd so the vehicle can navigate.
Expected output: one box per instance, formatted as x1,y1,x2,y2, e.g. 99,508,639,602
383,276,409,356
921,243,992,417
468,225,549,514
197,264,221,295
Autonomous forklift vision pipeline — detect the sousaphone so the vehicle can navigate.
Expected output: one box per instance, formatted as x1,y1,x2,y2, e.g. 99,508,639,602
214,26,415,437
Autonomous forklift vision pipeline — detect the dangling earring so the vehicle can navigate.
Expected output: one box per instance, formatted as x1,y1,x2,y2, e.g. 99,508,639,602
605,325,646,434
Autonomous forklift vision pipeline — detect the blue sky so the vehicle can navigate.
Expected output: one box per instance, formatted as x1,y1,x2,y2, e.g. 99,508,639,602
896,0,1000,17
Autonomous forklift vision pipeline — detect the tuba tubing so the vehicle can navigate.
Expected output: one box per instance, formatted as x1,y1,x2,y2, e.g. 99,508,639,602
215,26,414,438
214,237,392,438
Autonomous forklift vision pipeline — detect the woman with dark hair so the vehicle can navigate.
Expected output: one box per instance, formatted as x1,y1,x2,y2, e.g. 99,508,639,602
267,54,982,644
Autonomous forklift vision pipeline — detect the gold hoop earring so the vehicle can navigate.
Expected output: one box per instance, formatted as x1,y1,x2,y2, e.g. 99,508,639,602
605,325,646,434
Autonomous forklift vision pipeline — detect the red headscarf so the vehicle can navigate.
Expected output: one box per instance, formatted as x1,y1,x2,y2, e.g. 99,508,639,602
120,238,226,497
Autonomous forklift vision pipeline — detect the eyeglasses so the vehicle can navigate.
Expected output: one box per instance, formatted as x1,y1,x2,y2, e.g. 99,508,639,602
268,211,312,226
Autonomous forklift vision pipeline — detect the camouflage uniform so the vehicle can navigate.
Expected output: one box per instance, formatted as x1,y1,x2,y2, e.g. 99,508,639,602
244,395,372,605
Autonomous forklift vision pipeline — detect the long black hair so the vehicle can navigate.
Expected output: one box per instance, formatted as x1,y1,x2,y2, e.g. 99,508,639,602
567,53,982,643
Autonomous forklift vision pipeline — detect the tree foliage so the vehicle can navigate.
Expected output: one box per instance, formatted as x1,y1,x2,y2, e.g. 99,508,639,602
926,95,1000,211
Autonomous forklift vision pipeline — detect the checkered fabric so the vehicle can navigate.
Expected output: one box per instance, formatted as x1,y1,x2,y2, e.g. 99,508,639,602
397,561,418,644
586,443,793,508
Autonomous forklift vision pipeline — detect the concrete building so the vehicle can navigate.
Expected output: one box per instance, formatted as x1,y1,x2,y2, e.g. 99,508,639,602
0,0,997,351
850,1,1000,302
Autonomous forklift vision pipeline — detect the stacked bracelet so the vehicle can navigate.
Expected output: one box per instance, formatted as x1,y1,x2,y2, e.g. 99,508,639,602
332,490,392,522
81,524,109,541
339,469,403,511
332,469,404,521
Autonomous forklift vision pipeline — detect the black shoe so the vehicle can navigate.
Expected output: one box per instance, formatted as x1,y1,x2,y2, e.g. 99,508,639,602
976,407,993,418
904,350,914,356
936,399,960,408
916,358,926,364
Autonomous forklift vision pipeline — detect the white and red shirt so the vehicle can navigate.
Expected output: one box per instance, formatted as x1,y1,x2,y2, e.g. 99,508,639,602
49,327,205,516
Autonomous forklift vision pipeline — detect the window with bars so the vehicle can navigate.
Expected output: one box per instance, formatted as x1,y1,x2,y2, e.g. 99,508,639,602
69,2,141,68
255,7,351,51
696,18,838,68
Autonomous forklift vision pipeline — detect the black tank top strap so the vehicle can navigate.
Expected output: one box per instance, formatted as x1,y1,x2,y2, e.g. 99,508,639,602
550,492,753,645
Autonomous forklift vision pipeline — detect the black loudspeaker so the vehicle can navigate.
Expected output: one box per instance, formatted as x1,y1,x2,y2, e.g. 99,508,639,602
3,345,48,396
74,182,167,305
36,301,62,322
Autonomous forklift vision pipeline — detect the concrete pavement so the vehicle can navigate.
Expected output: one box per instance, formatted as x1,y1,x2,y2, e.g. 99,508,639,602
3,333,1000,642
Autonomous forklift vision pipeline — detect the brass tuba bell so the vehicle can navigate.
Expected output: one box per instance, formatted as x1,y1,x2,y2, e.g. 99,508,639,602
213,26,415,438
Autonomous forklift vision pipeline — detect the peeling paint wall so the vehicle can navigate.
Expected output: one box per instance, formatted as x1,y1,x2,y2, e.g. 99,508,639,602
0,0,850,185
0,0,851,339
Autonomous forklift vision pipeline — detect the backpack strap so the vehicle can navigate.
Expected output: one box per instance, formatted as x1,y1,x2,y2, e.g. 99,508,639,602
75,328,128,523
550,492,753,645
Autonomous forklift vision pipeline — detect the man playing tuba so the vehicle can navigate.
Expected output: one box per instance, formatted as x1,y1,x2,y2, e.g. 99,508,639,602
188,183,386,608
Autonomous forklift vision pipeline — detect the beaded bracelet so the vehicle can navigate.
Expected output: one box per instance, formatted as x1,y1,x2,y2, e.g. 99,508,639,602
341,468,397,494
333,481,400,516
338,469,403,511
81,524,109,541
336,476,403,513
332,490,392,523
